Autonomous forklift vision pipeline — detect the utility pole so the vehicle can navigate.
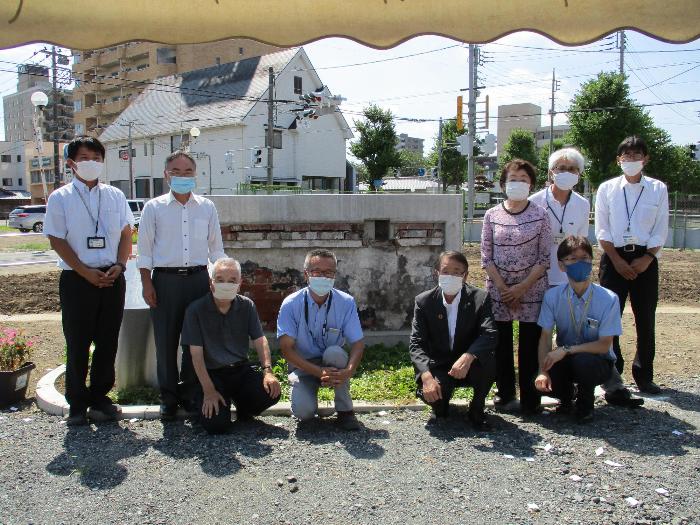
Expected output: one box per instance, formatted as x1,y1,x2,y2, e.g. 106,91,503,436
466,44,477,227
266,67,274,185
437,117,443,183
618,30,625,74
119,121,136,198
549,69,560,154
51,46,60,190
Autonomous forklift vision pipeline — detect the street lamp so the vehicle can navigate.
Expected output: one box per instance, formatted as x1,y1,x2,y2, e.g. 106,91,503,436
31,90,49,203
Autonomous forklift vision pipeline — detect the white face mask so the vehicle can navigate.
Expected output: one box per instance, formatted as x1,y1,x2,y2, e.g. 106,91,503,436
75,160,104,181
620,161,644,178
438,274,463,296
553,171,579,191
505,181,530,201
212,282,239,301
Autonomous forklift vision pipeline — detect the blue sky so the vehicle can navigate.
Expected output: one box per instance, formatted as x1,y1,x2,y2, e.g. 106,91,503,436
1,31,698,154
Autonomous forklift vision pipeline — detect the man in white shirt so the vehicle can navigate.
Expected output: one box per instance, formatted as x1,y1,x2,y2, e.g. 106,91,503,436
137,151,225,420
595,136,669,394
44,137,134,426
531,147,642,408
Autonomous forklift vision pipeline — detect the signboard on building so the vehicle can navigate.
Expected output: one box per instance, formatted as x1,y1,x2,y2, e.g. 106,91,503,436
30,156,52,168
119,149,130,161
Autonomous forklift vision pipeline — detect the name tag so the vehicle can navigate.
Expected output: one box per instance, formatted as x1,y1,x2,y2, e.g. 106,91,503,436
586,318,599,329
87,236,106,249
553,233,566,245
622,233,638,246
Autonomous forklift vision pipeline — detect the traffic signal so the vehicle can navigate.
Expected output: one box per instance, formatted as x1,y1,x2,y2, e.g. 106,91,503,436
251,148,263,167
457,96,463,131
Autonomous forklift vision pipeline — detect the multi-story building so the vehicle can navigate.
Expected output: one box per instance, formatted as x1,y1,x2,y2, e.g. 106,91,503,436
0,140,69,203
496,103,570,156
396,133,424,156
72,39,280,137
2,64,74,143
0,141,26,192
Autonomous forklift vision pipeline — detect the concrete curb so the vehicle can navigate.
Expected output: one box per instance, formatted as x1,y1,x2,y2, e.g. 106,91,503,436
36,365,561,420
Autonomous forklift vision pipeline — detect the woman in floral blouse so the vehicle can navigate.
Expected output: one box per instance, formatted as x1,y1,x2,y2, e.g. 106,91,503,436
481,159,552,415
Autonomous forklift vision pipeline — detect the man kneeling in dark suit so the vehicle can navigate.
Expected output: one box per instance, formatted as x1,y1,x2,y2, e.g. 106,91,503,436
409,251,498,429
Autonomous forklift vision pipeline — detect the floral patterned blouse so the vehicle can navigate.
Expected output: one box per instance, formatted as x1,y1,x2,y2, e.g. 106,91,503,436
481,201,552,322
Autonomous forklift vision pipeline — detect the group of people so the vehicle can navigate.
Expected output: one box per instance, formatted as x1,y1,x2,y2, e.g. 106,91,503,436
44,134,668,433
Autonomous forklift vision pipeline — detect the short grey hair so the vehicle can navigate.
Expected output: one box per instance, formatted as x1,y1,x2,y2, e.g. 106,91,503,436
164,150,196,170
210,257,241,278
548,147,585,173
303,249,337,270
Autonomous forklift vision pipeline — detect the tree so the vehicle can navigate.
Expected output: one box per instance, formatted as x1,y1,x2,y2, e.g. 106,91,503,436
349,105,402,190
567,72,654,187
499,128,538,171
427,119,486,191
396,149,426,178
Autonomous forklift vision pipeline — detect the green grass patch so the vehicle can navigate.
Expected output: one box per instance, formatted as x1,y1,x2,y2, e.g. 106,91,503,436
8,240,51,252
108,386,160,405
0,225,14,232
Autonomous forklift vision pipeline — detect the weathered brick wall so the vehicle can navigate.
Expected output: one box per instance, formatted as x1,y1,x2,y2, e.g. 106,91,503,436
222,222,446,331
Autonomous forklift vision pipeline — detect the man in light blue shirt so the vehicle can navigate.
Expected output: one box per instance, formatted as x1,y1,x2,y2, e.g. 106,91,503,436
535,236,621,423
277,249,365,430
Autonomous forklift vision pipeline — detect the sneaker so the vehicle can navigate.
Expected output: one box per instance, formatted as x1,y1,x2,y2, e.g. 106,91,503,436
637,382,662,395
336,411,361,431
88,403,121,422
605,388,644,407
66,411,88,426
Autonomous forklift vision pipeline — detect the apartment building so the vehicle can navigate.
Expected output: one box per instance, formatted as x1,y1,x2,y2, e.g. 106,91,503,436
396,133,424,156
72,39,280,136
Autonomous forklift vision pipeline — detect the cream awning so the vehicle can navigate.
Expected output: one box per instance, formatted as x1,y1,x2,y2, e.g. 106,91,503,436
1,0,698,50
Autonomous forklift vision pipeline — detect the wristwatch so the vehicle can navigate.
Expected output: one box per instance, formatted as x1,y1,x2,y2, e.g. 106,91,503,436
561,345,572,354
115,262,127,273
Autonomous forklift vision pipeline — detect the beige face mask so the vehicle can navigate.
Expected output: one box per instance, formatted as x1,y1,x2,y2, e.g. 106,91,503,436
212,282,239,300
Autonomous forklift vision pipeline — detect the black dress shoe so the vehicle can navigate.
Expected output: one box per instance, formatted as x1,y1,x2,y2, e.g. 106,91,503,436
89,403,121,422
637,382,662,395
468,413,492,431
605,388,644,407
66,411,88,426
575,407,594,424
554,402,575,415
160,404,177,422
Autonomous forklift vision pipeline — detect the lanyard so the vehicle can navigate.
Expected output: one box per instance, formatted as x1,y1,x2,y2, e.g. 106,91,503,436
567,285,593,342
622,183,645,232
304,289,333,347
75,183,102,236
545,187,570,234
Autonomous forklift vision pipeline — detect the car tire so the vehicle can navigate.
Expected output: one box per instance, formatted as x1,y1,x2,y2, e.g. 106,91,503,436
33,222,43,233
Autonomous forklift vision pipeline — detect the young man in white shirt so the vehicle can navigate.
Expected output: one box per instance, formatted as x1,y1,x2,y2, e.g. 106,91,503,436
137,151,225,420
44,137,134,426
595,136,669,394
531,147,642,408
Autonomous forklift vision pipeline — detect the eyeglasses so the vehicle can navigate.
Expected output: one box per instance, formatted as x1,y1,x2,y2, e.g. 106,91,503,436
551,165,580,173
619,153,645,161
307,269,336,278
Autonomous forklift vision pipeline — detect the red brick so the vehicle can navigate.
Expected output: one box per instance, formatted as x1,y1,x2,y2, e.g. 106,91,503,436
267,223,286,231
228,225,244,232
242,224,271,231
313,223,350,231
395,222,435,230
285,224,310,232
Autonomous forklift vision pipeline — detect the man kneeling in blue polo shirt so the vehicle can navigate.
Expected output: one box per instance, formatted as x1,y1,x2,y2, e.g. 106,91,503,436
535,236,621,423
277,249,365,431
181,257,281,434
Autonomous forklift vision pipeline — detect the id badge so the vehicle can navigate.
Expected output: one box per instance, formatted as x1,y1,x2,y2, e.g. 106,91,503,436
622,233,638,246
87,236,106,249
553,233,566,245
586,318,599,329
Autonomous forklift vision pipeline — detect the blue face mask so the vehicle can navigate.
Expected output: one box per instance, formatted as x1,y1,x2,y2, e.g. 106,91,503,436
169,176,196,195
308,276,334,297
564,260,593,283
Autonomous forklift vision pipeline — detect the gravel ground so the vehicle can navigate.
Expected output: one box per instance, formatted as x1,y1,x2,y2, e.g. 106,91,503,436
1,378,699,525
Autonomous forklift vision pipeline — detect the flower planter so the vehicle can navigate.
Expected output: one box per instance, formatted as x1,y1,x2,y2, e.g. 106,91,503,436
0,362,36,407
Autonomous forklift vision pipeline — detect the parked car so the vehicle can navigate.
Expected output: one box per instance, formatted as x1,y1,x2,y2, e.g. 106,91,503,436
127,199,147,229
8,205,46,233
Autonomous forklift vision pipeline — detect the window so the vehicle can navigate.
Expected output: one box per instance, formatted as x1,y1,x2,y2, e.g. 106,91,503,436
153,177,164,196
143,142,148,156
215,57,221,65
1,155,11,163
375,220,390,241
18,178,22,186
75,123,85,135
265,129,283,149
16,155,21,162
171,134,183,152
135,179,150,198
2,178,12,186
294,76,302,95
73,53,81,64
239,47,244,55
110,180,130,194
156,48,177,65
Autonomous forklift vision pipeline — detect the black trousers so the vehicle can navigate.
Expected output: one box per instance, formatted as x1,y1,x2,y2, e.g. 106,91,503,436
416,358,495,418
151,270,210,407
495,321,542,410
59,269,125,415
548,353,613,411
599,248,659,385
196,364,280,434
